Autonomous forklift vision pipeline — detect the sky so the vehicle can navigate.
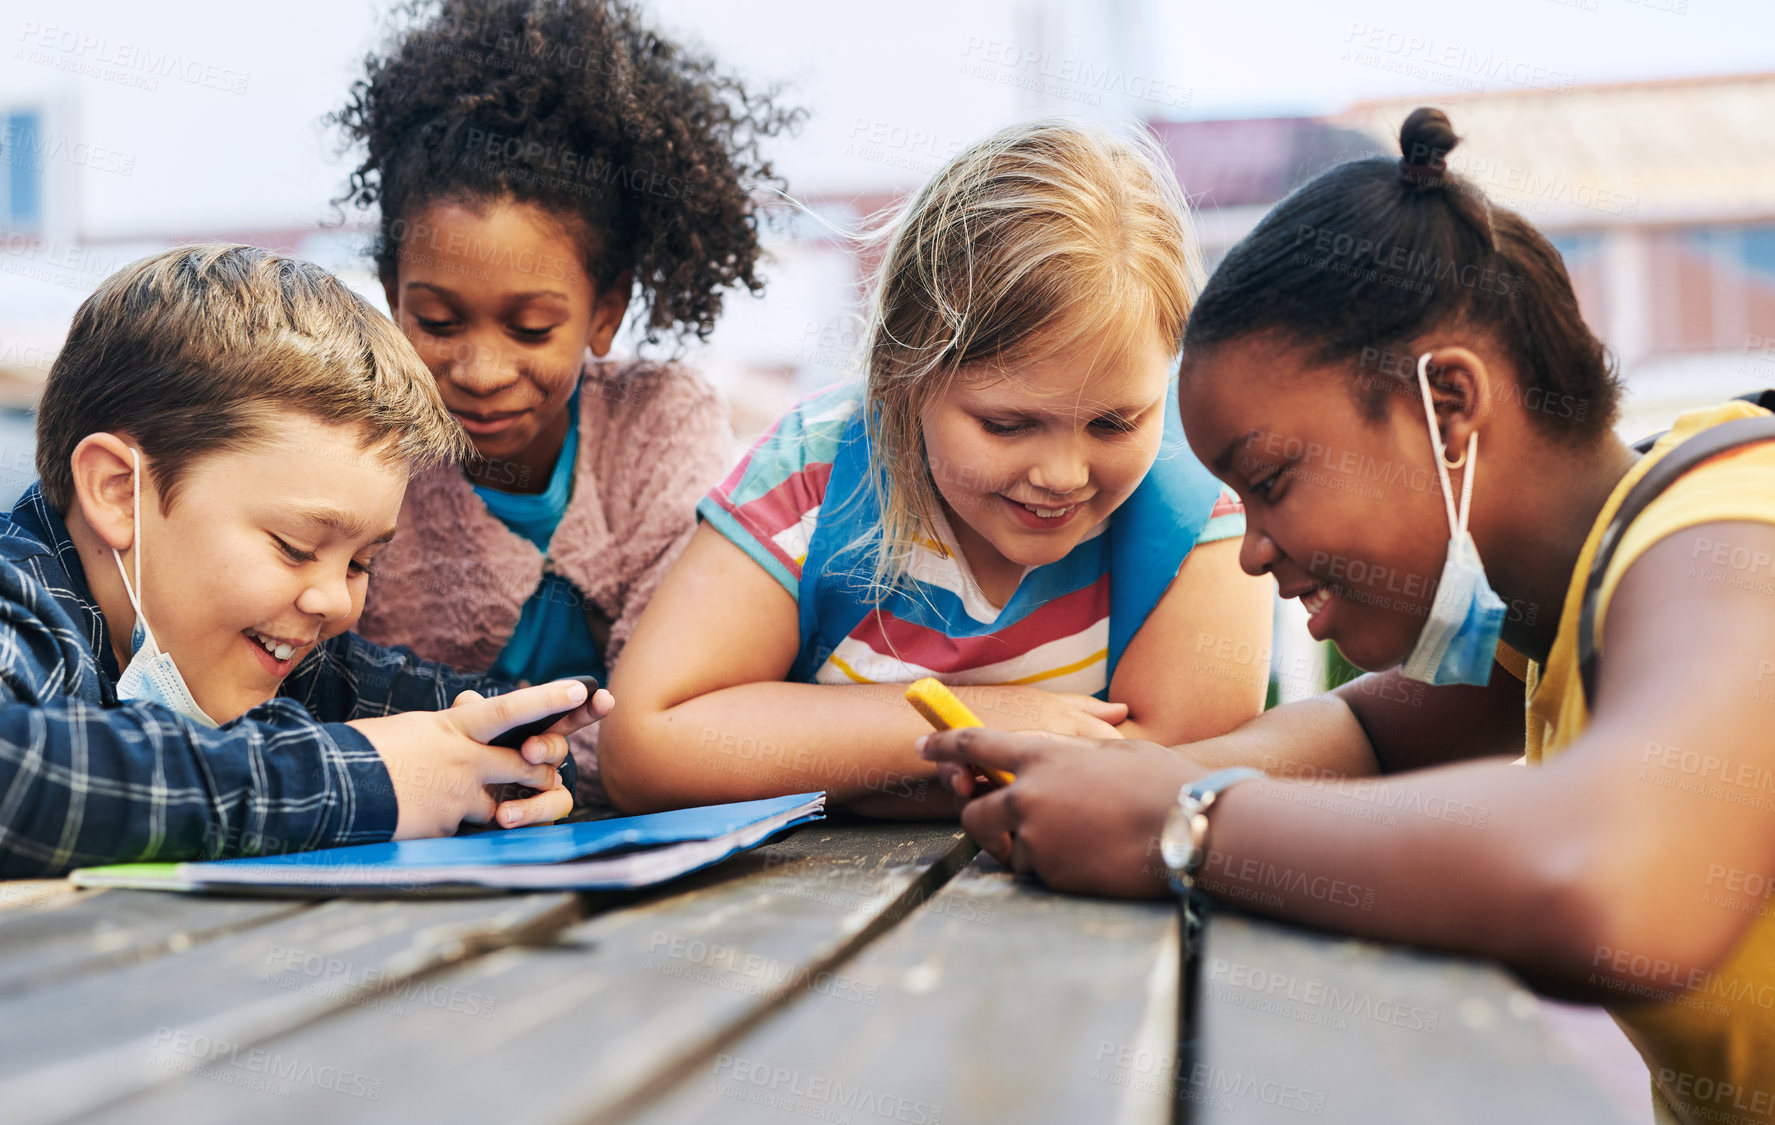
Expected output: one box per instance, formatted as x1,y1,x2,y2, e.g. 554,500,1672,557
1,0,1771,238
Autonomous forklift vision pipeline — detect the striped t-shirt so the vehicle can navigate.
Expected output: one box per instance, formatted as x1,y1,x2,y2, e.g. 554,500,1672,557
697,382,1245,695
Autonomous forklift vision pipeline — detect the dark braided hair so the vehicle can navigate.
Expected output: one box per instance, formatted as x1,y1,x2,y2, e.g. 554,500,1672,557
1184,107,1621,439
332,0,801,347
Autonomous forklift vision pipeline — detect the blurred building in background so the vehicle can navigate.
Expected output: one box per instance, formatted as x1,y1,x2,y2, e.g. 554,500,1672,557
7,71,1773,439
679,69,1775,707
726,71,1775,445
1338,72,1775,437
3,64,1773,714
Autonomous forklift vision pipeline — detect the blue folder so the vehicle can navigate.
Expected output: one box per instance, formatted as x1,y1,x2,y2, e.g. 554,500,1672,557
231,792,823,870
69,792,826,894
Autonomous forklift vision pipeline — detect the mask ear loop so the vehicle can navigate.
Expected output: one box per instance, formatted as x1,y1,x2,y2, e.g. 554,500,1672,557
1415,353,1478,538
1454,433,1478,539
109,447,158,656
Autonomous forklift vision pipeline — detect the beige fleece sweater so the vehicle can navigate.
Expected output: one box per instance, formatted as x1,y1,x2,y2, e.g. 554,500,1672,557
357,357,732,805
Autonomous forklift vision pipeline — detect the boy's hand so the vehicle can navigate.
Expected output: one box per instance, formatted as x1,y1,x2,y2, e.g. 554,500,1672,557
449,682,616,768
449,682,617,827
919,727,1202,899
351,680,610,839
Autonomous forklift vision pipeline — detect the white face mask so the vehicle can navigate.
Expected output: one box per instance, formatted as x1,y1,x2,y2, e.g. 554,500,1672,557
111,448,219,728
1398,353,1507,687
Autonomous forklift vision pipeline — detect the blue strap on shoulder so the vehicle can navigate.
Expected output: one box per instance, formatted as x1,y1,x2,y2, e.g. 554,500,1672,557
791,380,1225,691
791,398,880,683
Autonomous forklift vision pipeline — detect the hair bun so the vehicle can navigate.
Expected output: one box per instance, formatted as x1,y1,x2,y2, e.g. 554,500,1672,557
1397,106,1460,189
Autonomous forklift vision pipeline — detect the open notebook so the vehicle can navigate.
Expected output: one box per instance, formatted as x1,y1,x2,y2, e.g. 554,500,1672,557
69,792,825,895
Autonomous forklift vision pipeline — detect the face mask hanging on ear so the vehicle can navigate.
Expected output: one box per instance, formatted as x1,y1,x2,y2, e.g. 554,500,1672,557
111,448,220,727
1399,353,1507,687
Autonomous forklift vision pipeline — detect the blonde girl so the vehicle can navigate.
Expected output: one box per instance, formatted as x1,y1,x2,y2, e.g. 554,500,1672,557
601,120,1272,815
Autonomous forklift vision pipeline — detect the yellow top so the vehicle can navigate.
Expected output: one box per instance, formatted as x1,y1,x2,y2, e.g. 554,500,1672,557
1514,400,1775,1125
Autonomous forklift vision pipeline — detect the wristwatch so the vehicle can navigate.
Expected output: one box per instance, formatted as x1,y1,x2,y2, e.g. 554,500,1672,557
1159,767,1264,896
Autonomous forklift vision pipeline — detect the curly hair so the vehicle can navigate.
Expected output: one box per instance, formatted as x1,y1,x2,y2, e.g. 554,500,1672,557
332,0,801,347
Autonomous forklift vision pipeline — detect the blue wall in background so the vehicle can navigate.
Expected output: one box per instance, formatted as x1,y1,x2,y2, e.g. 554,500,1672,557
0,411,36,509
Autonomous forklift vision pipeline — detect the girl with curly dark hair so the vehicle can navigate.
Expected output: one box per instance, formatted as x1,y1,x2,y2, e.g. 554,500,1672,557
333,0,797,805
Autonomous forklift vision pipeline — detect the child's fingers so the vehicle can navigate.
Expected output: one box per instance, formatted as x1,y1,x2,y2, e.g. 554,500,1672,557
1074,715,1127,740
1015,728,1088,744
545,688,616,737
470,746,561,791
933,761,976,799
495,783,572,828
457,680,590,745
521,732,571,767
934,762,1011,801
916,726,1042,773
451,689,485,708
957,787,1018,865
1076,696,1131,723
460,788,501,827
1008,831,1039,878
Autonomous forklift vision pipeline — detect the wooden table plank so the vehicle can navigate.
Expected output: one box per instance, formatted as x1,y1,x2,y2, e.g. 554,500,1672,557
0,890,582,1124
0,888,310,999
0,880,76,914
0,801,628,1002
73,822,971,1125
625,850,1183,1125
1188,909,1636,1124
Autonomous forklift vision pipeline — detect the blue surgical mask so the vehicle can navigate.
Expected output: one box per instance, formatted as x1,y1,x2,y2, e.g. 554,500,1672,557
1400,353,1506,687
111,448,219,727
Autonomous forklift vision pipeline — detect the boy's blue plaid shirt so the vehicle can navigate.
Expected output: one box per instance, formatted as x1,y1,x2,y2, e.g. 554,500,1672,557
0,484,564,877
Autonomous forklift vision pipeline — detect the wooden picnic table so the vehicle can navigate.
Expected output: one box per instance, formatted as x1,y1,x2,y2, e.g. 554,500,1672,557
0,818,1635,1124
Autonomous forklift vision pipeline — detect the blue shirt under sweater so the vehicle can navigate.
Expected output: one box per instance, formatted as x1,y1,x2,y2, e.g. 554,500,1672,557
471,387,606,687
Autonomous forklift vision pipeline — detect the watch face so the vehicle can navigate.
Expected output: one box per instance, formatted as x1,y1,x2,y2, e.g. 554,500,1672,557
1159,801,1195,870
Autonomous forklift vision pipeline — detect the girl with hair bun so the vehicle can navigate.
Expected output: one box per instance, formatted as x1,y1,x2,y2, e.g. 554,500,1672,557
601,119,1272,818
333,0,798,805
920,107,1775,1124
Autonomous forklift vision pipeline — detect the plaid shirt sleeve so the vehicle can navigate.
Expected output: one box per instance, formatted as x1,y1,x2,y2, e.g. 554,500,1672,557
0,562,398,879
279,633,578,797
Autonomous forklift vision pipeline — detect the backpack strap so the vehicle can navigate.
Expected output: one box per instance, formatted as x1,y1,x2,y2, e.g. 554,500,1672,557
1631,389,1775,453
1578,412,1775,703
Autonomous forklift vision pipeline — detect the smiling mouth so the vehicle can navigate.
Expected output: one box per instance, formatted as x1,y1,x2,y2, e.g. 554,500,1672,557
1005,495,1088,518
451,408,524,423
244,629,312,663
449,407,528,437
1299,585,1332,615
